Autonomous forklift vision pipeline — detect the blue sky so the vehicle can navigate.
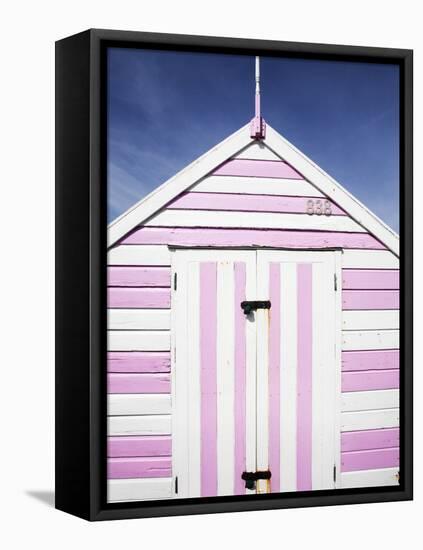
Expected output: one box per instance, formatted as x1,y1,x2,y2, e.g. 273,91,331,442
108,48,399,232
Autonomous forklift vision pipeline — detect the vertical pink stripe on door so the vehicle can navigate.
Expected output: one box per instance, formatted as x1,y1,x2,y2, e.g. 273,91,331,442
268,263,281,493
296,264,313,491
200,263,218,497
234,262,247,495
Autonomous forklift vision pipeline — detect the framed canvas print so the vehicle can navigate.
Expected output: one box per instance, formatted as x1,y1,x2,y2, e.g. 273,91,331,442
55,29,413,521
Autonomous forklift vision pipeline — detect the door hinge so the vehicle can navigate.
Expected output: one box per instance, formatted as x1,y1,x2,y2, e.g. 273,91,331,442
174,272,177,291
174,476,178,494
333,464,337,483
334,273,338,291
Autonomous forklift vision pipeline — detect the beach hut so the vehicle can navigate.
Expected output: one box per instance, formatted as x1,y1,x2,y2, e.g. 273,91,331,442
106,58,400,503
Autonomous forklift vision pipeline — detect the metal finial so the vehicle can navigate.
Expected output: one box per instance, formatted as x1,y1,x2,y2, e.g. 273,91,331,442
250,56,266,139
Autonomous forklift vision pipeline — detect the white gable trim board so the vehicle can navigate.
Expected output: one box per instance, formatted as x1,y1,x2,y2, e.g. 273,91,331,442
107,124,400,503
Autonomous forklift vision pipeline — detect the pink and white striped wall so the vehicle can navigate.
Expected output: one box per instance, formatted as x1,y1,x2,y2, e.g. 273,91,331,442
107,141,399,502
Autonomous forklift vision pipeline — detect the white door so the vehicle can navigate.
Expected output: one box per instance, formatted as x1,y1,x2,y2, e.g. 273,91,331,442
255,250,341,493
172,249,341,498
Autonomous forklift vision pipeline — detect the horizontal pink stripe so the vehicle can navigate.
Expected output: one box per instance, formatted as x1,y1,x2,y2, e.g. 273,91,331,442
108,288,170,308
108,352,171,373
342,350,399,371
341,428,399,452
168,192,346,215
108,373,171,394
341,447,399,472
108,267,171,287
342,369,399,391
123,227,385,250
108,436,172,457
342,269,399,290
108,457,172,479
343,290,399,310
213,159,303,179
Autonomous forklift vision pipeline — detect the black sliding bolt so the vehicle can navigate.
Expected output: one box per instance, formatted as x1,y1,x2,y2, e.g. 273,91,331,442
240,300,271,315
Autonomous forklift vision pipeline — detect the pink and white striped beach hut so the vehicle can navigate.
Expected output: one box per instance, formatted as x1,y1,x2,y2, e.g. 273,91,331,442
106,59,400,503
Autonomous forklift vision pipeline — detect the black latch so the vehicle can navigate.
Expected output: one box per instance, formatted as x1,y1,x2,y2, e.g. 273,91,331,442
241,300,271,315
241,470,272,490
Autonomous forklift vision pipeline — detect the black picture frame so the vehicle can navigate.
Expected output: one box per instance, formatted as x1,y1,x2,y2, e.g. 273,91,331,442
55,28,413,521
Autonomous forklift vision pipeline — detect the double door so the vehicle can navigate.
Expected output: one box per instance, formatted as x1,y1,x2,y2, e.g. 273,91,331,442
172,249,340,497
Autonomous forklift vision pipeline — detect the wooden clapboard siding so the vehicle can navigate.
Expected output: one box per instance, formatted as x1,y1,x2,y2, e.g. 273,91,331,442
234,142,281,161
342,350,399,371
341,447,399,472
342,250,399,269
108,457,172,479
108,245,171,266
108,436,172,457
342,290,399,310
341,389,399,412
193,175,325,197
340,467,399,489
108,373,171,394
107,242,173,498
342,369,399,392
341,408,399,431
108,352,171,373
123,227,383,250
168,192,346,216
108,415,171,436
342,330,399,351
107,331,170,352
213,158,303,179
342,310,399,331
108,394,171,415
108,309,170,330
108,478,173,502
145,210,364,232
340,260,400,482
108,266,171,287
108,288,170,308
342,269,399,290
341,428,399,452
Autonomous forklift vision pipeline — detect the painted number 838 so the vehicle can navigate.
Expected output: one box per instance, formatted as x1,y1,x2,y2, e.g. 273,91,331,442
306,199,332,216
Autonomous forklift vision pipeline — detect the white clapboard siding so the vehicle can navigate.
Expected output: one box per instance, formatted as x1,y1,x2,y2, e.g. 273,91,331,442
341,408,399,431
340,468,399,489
341,389,399,412
108,245,171,266
108,309,171,330
192,175,325,197
108,478,173,502
108,415,172,436
108,394,172,416
342,250,399,269
145,210,364,233
342,330,399,351
234,143,282,161
342,310,399,331
108,330,170,351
